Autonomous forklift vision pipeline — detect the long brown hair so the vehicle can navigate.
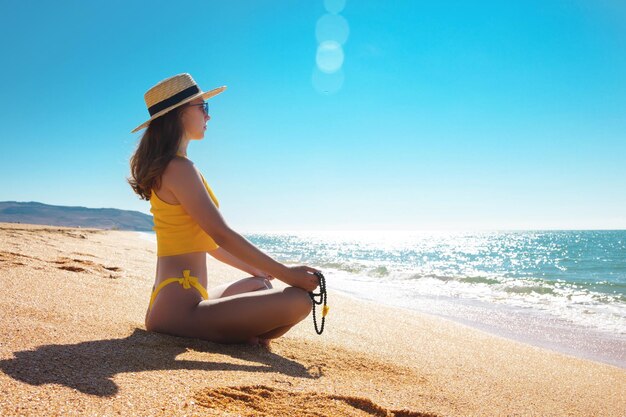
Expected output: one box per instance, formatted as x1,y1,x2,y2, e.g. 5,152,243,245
128,106,185,200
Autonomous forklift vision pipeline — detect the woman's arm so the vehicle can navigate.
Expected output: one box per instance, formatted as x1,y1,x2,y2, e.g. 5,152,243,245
208,247,272,279
162,159,318,291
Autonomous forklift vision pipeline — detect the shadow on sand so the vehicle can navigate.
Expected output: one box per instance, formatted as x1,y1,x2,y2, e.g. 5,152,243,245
0,328,316,397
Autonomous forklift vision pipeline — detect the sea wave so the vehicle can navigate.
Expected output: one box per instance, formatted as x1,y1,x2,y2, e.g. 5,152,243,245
248,231,626,333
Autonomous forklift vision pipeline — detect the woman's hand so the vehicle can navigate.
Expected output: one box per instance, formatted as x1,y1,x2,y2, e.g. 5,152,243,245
280,265,321,292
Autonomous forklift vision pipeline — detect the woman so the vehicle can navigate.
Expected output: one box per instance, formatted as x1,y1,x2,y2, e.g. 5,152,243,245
128,73,319,346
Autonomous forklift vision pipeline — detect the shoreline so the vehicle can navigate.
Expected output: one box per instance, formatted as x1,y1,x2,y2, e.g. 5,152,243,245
328,280,626,369
1,223,625,416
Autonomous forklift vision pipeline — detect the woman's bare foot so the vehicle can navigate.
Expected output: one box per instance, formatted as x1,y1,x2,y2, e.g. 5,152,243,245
246,336,272,350
259,338,272,350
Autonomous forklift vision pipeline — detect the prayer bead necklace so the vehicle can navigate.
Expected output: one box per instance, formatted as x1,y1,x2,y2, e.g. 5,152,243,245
309,271,329,335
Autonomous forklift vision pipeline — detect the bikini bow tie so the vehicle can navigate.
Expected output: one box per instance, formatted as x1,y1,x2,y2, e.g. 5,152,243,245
181,269,199,289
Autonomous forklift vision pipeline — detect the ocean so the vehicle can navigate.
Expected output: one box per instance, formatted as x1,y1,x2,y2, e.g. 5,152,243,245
244,230,625,368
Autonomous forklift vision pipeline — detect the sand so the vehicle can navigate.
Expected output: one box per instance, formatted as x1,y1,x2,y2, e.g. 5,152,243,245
0,222,624,416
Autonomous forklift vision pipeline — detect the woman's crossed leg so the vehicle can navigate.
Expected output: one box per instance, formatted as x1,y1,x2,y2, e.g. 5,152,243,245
186,286,312,344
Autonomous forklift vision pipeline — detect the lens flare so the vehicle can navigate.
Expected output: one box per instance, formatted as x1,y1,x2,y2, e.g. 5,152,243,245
316,13,349,45
316,40,344,73
324,0,346,14
313,0,348,94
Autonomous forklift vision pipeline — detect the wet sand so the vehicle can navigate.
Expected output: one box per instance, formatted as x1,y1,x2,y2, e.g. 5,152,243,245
0,222,624,416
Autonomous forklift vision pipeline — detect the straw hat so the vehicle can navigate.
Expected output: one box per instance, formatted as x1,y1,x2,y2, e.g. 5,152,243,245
131,73,226,133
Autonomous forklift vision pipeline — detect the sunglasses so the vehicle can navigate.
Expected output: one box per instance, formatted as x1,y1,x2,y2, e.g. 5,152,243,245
188,101,209,115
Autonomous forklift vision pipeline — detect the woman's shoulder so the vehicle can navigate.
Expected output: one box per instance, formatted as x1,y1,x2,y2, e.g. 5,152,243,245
161,156,200,186
165,155,195,172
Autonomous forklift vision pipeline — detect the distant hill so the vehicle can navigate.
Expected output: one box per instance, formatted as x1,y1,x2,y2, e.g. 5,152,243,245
0,201,153,231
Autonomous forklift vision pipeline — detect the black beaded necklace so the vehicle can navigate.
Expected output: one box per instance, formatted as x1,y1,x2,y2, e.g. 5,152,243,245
309,271,329,335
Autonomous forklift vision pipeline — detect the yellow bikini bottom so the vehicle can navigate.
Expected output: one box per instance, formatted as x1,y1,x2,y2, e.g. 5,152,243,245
148,269,208,311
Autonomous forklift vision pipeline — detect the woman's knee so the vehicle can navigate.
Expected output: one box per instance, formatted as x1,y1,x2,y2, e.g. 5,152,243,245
212,277,271,299
283,287,312,320
239,277,270,294
254,276,273,290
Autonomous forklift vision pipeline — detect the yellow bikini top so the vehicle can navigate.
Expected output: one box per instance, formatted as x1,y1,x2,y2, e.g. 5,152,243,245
150,156,220,256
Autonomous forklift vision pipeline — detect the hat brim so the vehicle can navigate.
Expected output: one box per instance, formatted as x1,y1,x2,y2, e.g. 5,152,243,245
131,85,227,133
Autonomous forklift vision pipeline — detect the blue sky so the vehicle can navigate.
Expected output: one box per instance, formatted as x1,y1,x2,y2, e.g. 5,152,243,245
1,0,625,231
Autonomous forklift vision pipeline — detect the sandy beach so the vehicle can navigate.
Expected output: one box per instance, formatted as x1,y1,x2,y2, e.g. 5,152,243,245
0,222,624,416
